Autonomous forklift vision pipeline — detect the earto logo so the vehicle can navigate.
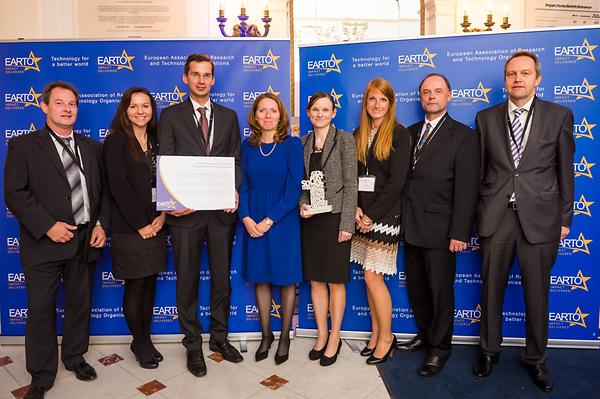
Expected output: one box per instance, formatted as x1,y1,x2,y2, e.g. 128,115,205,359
307,53,343,75
7,237,19,254
4,87,42,110
242,49,280,71
455,304,481,324
152,86,187,107
554,78,596,101
330,88,343,108
574,156,594,178
4,50,42,73
242,85,280,107
97,49,135,72
270,299,282,319
398,47,437,68
554,38,597,61
551,270,591,292
573,194,593,217
560,232,592,255
153,306,178,320
574,117,596,140
451,82,491,103
549,307,589,328
5,122,36,140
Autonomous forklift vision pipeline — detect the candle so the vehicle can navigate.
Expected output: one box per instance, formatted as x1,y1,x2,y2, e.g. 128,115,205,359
463,1,469,16
487,1,493,15
504,3,509,17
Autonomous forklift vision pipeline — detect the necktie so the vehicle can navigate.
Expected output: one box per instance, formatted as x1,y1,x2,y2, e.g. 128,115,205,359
416,122,432,151
509,108,525,166
61,137,85,225
198,106,210,155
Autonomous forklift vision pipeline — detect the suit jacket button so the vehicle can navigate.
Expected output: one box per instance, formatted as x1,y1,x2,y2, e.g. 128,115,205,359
514,172,519,177
66,195,71,200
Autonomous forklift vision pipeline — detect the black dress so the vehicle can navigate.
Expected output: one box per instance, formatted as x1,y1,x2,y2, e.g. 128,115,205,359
105,134,166,280
301,149,351,283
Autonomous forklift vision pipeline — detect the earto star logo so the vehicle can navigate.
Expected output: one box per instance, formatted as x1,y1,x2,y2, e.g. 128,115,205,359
574,117,596,140
560,232,592,255
454,304,481,324
574,156,595,178
4,87,42,110
270,299,281,319
552,270,591,292
152,86,187,106
330,89,343,108
242,49,280,71
451,82,491,103
307,53,343,75
555,38,597,61
4,50,42,73
5,122,37,140
549,307,589,328
554,78,597,101
398,47,437,68
574,194,594,217
97,49,135,72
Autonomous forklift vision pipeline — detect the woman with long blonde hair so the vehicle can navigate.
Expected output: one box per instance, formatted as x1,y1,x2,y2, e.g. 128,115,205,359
350,78,412,364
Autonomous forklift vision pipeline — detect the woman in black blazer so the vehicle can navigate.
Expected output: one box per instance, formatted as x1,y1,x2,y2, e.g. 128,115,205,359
350,78,412,365
103,87,166,369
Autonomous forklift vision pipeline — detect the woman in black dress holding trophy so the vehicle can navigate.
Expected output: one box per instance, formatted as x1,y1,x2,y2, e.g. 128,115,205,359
300,92,358,366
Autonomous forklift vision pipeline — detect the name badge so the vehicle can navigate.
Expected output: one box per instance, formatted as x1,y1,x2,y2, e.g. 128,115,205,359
152,187,157,203
358,175,376,192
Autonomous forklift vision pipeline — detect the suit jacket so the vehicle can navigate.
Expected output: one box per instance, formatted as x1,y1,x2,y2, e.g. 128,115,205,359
299,126,358,233
476,98,575,244
354,124,412,222
103,131,161,233
158,98,242,227
402,115,480,249
4,127,110,266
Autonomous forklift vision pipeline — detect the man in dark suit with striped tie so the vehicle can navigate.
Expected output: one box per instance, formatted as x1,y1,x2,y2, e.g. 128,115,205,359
472,51,575,392
4,81,110,399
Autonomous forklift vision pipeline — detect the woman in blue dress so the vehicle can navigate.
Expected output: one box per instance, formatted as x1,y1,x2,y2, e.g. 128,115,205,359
239,92,304,365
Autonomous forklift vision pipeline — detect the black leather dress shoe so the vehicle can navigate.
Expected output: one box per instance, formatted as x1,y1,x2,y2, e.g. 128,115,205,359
526,363,553,392
24,386,47,399
472,353,499,379
65,361,97,381
130,343,159,369
187,349,207,377
397,336,427,352
209,339,244,363
418,355,447,377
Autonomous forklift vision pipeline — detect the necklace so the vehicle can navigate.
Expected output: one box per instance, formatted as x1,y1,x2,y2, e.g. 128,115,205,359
259,142,277,157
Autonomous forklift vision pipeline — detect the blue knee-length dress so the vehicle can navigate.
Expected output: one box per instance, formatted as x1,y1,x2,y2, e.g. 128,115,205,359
239,136,304,286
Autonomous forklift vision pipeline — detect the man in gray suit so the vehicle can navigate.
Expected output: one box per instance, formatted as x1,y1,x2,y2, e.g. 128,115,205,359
472,51,575,392
158,54,243,377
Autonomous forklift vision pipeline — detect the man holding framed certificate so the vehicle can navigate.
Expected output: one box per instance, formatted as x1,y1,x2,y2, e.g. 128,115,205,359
157,54,243,377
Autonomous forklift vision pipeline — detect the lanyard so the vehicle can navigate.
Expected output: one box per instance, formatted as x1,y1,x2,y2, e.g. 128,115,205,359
413,113,448,165
192,102,215,150
47,125,84,173
507,97,536,153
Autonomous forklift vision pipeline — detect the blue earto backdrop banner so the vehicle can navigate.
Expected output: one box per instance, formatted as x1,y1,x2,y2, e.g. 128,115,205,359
0,39,290,337
298,26,600,344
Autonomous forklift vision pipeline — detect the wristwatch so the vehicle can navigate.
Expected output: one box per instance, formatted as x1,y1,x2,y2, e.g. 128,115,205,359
265,218,274,226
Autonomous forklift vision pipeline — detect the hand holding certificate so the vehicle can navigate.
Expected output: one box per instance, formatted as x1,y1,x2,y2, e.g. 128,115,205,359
156,156,235,211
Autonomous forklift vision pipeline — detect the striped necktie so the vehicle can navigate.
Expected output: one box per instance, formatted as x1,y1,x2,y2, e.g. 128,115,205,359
416,122,432,151
509,108,525,166
61,137,85,225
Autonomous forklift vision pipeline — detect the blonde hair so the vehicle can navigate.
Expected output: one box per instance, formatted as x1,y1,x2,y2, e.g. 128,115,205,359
355,78,398,163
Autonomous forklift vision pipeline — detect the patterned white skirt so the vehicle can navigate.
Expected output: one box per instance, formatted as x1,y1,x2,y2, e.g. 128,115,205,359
350,215,401,275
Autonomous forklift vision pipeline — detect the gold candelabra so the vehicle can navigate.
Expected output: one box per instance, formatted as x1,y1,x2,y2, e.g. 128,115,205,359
461,2,511,32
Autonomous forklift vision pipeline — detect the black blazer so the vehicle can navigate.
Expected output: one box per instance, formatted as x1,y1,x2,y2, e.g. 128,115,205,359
354,124,412,222
476,98,575,244
103,131,160,233
4,127,110,266
402,115,480,249
157,98,242,227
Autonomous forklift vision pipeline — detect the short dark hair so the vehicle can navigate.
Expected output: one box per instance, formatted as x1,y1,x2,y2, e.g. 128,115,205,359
306,91,336,111
184,54,214,76
418,73,451,93
504,50,541,77
41,81,79,105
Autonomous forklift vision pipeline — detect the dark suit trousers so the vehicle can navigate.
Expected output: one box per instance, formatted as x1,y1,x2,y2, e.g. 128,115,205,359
479,207,558,365
404,242,456,359
170,213,235,350
22,230,94,388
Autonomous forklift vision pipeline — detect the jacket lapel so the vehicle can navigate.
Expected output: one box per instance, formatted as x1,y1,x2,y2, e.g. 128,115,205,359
495,102,515,170
320,125,337,169
413,116,454,170
516,98,543,168
181,99,206,154
211,101,222,154
37,128,69,185
77,135,95,202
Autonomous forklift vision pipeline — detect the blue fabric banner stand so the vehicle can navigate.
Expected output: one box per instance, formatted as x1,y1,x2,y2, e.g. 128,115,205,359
0,39,290,343
298,26,600,349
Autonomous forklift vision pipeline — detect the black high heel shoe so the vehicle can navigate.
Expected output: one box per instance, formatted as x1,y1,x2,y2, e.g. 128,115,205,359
366,335,397,365
308,335,329,361
130,342,159,369
360,345,375,357
320,339,342,367
255,332,275,362
274,335,290,365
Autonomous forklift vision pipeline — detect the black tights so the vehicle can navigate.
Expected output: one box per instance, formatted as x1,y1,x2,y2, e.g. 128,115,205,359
123,274,158,362
255,283,296,356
